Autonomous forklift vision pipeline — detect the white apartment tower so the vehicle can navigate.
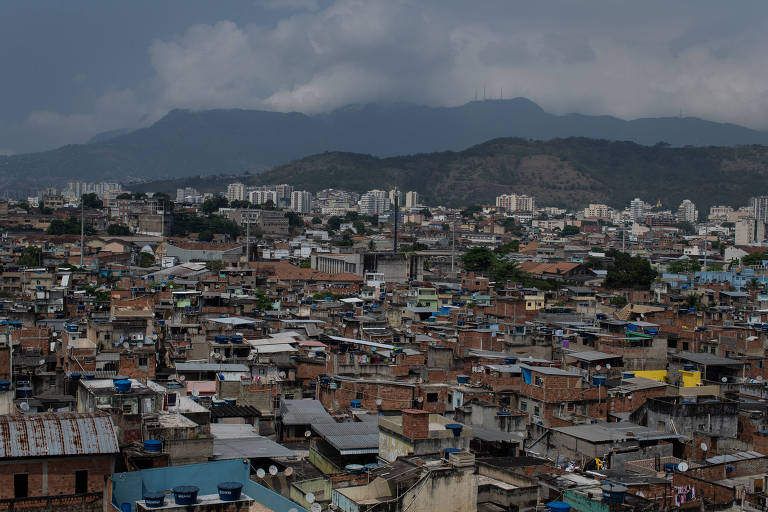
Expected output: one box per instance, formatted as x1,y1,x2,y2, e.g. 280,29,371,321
676,199,699,224
226,182,245,202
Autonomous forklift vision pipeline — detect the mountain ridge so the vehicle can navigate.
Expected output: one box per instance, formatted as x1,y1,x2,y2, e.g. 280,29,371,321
2,98,768,196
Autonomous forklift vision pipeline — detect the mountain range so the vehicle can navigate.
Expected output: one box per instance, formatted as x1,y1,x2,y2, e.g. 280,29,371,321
3,98,768,196
132,137,768,210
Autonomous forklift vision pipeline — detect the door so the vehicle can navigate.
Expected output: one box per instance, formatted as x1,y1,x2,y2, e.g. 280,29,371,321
14,473,28,498
75,470,88,494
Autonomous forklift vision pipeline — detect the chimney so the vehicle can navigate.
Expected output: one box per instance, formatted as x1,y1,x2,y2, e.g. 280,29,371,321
402,409,430,440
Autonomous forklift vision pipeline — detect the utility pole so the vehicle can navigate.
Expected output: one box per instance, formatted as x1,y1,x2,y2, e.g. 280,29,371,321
393,192,399,254
451,217,456,276
80,197,84,267
246,208,251,264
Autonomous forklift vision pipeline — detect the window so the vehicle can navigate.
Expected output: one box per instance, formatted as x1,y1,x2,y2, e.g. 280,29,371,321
427,393,439,403
103,333,110,341
534,406,540,416
521,402,527,412
534,376,543,387
14,474,28,498
355,392,363,400
75,470,88,494
138,357,148,367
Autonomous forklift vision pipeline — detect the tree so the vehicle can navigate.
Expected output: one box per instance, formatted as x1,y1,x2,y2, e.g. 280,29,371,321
116,193,133,199
285,211,304,229
742,251,768,266
207,260,224,271
81,193,102,209
610,295,628,307
311,217,322,225
419,208,432,219
490,259,525,283
229,200,252,209
47,217,94,235
560,225,580,236
17,246,42,267
107,224,131,236
461,204,483,218
138,252,155,268
253,288,273,310
327,216,343,232
494,241,520,255
461,247,497,273
667,259,701,274
604,249,657,289
201,196,228,215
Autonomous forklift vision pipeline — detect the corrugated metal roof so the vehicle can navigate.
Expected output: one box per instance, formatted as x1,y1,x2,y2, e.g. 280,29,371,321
280,399,333,425
0,412,119,458
312,421,379,454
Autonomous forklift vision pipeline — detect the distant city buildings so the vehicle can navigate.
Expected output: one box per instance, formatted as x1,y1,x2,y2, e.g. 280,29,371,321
63,181,122,200
290,190,313,213
676,199,699,223
175,187,201,203
359,189,389,215
708,205,734,221
226,182,245,202
584,203,610,219
495,193,535,212
405,191,419,209
629,197,646,222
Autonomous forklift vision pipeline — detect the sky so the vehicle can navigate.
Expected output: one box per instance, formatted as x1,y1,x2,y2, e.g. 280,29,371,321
2,0,768,154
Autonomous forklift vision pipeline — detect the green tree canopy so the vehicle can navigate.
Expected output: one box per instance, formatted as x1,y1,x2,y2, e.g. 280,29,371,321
17,246,42,267
605,249,657,289
667,259,701,274
201,196,228,214
461,247,497,273
138,252,155,268
47,217,94,235
81,193,102,209
560,225,580,236
107,224,131,236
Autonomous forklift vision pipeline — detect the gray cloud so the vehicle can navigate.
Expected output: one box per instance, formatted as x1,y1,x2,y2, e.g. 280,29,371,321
8,0,768,152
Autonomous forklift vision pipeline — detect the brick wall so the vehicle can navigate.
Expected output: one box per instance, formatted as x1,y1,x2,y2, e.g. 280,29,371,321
0,455,113,499
402,409,429,440
520,373,583,403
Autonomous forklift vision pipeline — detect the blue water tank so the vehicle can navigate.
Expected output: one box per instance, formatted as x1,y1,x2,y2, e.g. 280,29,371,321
214,335,228,344
172,486,199,506
457,375,469,384
114,379,132,392
350,400,362,408
444,448,462,459
445,423,464,437
547,502,571,512
592,375,607,387
144,439,162,452
143,492,165,508
217,482,243,501
230,335,243,344
622,372,635,379
0,381,10,391
345,464,365,475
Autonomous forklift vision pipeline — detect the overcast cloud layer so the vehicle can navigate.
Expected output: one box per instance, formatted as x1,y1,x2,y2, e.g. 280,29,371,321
2,0,768,154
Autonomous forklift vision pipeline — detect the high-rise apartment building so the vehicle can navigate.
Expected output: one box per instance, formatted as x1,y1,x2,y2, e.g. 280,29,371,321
496,193,535,212
752,196,768,223
226,182,245,202
359,190,389,215
405,191,419,209
290,190,313,213
676,199,699,224
630,198,646,221
248,189,278,205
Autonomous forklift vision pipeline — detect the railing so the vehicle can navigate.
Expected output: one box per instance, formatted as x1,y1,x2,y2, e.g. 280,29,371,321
0,492,102,511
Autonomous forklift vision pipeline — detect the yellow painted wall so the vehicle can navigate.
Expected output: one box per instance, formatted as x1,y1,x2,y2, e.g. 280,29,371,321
680,370,702,387
632,370,669,382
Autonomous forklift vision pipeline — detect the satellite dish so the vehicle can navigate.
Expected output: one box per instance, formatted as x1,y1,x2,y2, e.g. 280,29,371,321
606,363,611,370
758,376,764,381
595,365,602,371
122,342,130,349
178,375,186,382
256,468,266,478
376,398,382,406
192,389,200,397
416,396,423,402
279,371,286,379
269,465,278,476
19,402,29,412
700,443,708,452
284,467,294,477
678,462,689,472
305,493,316,504
721,377,728,383
311,503,322,512
304,430,312,438
38,359,45,366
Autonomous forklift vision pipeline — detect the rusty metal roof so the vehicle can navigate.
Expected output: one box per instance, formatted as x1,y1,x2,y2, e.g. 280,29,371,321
0,412,120,458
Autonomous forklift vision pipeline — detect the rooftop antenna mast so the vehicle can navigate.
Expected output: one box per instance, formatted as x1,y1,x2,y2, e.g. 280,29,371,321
393,190,399,254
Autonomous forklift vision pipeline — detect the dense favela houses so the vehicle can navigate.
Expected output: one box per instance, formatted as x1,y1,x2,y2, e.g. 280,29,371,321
4,184,768,512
